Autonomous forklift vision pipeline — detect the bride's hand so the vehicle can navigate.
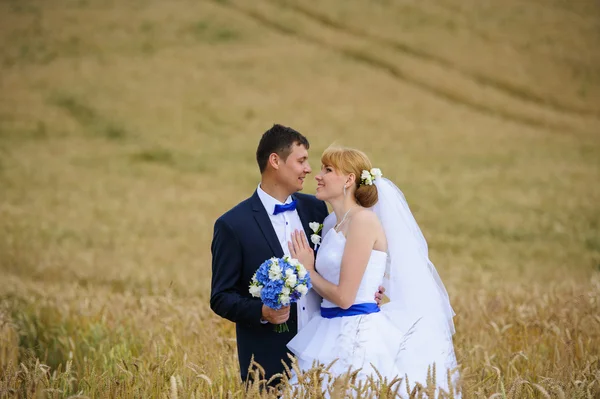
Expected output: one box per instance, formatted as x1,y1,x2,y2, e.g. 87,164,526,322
288,230,315,272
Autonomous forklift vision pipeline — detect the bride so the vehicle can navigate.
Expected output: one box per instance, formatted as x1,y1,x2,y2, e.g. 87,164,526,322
287,146,460,397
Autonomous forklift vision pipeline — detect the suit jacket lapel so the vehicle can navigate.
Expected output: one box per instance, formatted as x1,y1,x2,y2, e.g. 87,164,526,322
294,195,315,250
251,191,284,258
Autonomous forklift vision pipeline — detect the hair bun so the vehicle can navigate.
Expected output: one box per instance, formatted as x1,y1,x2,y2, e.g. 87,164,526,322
355,184,378,208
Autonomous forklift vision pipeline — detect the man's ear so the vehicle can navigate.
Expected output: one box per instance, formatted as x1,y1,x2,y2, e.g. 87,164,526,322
268,153,280,170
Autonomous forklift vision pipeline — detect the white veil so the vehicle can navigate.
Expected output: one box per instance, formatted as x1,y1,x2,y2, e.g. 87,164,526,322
373,178,456,337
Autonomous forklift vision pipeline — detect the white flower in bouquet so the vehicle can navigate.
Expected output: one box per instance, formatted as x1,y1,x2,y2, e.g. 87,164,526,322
268,262,282,281
297,264,307,279
249,256,312,333
285,269,297,287
296,284,308,296
280,286,292,306
249,284,262,298
285,255,299,267
249,273,262,297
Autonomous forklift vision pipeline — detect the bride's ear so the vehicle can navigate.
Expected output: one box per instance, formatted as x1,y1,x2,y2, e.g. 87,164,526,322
346,173,356,187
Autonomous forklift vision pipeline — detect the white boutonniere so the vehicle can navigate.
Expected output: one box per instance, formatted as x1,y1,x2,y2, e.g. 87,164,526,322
309,222,323,251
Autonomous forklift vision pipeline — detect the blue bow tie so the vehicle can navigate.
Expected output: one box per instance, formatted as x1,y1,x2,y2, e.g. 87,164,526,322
273,200,297,215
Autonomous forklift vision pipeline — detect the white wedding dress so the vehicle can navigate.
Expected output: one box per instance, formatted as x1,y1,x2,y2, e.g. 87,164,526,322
287,226,460,397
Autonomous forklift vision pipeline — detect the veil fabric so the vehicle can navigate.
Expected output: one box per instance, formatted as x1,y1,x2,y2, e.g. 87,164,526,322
373,178,456,337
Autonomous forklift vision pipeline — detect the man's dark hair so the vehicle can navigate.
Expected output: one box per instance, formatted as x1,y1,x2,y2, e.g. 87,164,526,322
256,124,310,174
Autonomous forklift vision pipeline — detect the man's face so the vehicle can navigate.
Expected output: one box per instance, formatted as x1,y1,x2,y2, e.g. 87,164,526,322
277,143,311,194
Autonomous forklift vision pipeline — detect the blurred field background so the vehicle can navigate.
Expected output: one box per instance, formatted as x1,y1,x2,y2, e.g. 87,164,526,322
1,0,600,397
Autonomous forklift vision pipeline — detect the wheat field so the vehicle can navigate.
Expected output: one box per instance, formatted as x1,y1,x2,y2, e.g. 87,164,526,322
1,0,599,397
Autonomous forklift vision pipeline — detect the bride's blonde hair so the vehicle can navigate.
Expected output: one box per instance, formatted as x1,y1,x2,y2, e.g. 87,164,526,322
321,146,378,208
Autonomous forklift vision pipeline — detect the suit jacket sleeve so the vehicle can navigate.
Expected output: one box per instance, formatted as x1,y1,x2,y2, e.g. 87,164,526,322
210,218,264,326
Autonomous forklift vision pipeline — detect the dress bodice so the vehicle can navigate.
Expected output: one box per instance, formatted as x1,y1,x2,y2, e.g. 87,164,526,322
316,229,387,308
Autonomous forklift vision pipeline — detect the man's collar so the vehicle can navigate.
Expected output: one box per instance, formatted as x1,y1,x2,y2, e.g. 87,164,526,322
256,183,294,215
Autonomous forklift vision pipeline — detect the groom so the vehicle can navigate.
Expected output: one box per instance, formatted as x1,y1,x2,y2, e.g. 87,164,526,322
210,124,328,383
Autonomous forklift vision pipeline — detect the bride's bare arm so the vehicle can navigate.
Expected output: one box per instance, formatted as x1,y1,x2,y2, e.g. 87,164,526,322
290,211,380,309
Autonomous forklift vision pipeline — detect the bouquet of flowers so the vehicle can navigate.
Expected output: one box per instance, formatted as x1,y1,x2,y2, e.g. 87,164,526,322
249,255,312,333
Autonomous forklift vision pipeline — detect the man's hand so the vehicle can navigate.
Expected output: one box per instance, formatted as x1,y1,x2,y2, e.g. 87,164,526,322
261,305,290,325
374,285,386,306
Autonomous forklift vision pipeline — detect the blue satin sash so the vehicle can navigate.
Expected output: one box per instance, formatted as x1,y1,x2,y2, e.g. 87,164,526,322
320,303,380,319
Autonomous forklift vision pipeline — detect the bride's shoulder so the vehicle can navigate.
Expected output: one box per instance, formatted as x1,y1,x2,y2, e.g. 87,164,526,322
351,208,381,229
348,209,386,247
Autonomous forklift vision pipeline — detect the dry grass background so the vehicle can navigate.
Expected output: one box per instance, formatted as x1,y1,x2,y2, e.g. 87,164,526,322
1,0,600,397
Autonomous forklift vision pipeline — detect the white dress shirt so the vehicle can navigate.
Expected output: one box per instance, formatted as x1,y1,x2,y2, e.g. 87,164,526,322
256,184,304,258
256,184,313,329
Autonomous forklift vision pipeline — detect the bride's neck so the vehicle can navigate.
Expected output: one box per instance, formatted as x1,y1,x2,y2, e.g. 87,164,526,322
330,196,359,226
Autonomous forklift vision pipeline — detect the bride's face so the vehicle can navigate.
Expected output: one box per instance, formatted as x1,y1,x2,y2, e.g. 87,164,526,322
315,164,347,201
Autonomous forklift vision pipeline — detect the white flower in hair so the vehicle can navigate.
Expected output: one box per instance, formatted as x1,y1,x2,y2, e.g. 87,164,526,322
361,170,373,186
370,168,383,180
360,168,382,186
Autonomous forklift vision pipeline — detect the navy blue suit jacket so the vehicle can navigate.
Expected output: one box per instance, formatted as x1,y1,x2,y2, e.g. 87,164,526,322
210,190,328,382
